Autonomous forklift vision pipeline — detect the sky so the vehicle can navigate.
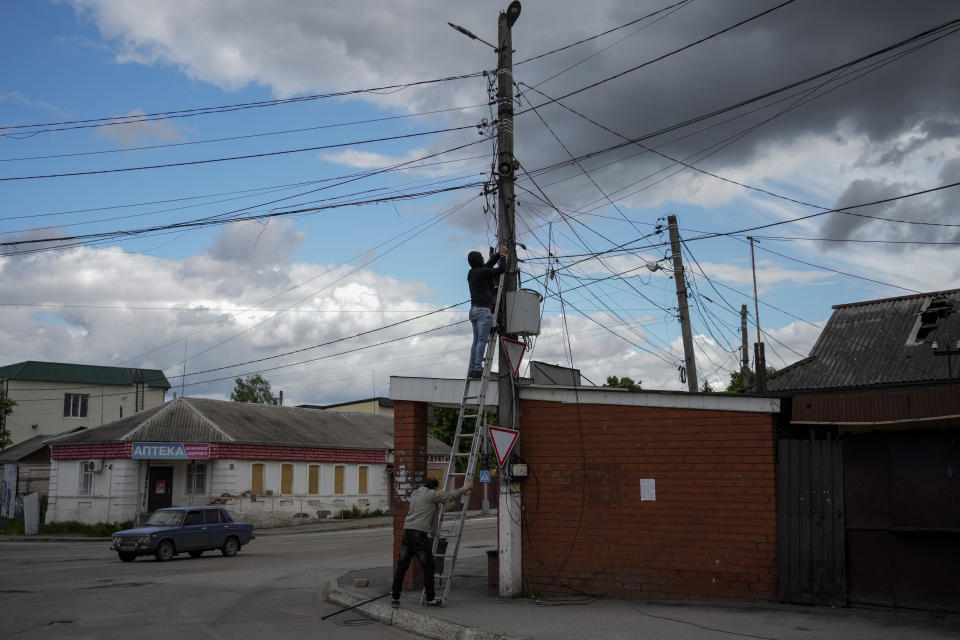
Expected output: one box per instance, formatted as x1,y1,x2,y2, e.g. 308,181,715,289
1,0,958,407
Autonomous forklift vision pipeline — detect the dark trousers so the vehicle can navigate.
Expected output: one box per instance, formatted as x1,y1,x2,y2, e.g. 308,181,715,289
391,529,435,600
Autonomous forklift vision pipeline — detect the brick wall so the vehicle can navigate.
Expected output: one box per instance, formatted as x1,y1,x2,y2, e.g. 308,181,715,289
393,400,429,591
520,400,777,601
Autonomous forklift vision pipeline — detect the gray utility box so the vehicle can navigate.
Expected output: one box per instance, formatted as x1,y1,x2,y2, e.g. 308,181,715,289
505,289,542,336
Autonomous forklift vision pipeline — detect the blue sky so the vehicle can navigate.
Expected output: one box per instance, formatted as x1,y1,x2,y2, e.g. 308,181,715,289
2,0,958,404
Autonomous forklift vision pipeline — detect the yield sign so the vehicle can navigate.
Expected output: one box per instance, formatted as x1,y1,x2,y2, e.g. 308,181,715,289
488,426,519,467
500,337,526,377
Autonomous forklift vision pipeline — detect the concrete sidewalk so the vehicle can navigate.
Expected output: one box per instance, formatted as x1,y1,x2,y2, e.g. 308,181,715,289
328,554,960,640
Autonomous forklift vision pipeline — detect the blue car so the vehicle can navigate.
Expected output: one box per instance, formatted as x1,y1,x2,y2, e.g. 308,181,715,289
111,506,255,562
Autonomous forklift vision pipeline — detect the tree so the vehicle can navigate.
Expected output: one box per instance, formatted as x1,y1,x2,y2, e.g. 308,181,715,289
700,380,715,393
604,375,641,391
230,374,276,405
0,390,16,450
429,406,496,472
726,367,778,393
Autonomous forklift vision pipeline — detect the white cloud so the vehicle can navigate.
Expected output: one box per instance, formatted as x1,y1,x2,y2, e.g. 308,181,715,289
95,108,190,146
0,91,71,119
321,148,429,169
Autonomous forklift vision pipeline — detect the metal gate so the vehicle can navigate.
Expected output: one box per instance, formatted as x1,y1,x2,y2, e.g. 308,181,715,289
776,438,846,605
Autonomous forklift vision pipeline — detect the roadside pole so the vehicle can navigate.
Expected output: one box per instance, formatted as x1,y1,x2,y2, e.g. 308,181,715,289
495,1,522,598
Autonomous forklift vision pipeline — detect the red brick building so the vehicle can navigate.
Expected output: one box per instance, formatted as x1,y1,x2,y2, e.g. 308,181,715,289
390,378,780,601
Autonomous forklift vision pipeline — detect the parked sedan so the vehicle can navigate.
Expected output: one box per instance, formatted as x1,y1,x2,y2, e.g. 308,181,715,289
111,506,255,562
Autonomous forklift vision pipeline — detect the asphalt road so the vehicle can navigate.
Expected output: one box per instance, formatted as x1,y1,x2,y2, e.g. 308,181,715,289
0,517,498,640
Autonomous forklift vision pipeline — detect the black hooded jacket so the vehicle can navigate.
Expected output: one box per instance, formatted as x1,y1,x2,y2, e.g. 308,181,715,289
467,252,505,310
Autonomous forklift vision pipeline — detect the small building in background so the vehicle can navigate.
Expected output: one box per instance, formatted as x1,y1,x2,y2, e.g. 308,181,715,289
769,288,960,612
299,396,395,416
44,396,448,528
0,361,170,446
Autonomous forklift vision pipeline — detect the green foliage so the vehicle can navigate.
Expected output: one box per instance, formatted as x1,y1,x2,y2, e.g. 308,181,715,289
230,374,276,404
726,367,778,392
0,389,16,450
1,518,134,537
700,380,715,393
603,375,641,391
334,506,387,520
429,407,497,473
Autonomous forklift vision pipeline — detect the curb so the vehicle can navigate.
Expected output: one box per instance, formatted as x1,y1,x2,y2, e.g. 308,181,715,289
327,579,526,640
0,535,111,543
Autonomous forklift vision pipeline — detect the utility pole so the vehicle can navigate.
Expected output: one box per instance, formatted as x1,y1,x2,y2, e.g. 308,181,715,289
493,0,522,599
667,215,698,392
740,304,750,390
748,237,767,393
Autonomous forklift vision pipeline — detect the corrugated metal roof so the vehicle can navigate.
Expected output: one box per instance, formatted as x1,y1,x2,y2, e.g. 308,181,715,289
769,289,960,392
0,361,170,389
50,397,449,454
0,433,53,462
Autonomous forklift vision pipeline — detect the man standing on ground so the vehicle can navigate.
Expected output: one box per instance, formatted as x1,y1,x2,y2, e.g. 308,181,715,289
467,244,508,378
391,477,474,608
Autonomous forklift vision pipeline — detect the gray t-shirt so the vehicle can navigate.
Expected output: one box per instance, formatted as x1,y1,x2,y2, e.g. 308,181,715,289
403,485,467,534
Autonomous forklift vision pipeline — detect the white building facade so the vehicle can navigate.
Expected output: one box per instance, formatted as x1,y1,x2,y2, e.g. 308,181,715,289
45,398,448,527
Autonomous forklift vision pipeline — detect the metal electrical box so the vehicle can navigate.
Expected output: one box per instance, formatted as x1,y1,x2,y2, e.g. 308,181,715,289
505,289,542,336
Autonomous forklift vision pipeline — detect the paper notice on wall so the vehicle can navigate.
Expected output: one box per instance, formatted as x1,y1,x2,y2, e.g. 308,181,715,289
640,478,656,501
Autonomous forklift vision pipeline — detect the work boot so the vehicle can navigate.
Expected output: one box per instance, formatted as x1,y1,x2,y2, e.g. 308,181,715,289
423,598,443,608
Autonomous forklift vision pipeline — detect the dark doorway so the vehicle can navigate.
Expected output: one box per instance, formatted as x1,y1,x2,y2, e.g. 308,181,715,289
845,429,960,611
147,466,173,512
777,437,846,605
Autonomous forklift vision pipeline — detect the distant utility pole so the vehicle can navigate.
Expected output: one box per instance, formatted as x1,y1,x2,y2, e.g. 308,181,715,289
667,215,698,392
748,237,767,393
495,0,522,599
740,304,750,389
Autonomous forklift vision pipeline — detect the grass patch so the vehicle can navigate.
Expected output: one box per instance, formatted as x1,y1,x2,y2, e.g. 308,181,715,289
334,506,388,520
1,518,133,537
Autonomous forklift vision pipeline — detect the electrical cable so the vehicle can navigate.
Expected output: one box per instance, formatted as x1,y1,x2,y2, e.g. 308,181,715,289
0,104,488,162
0,72,485,136
516,0,799,110
0,124,480,181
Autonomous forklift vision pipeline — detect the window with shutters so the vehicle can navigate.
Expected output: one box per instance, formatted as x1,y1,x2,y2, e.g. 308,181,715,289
281,464,294,495
308,465,319,494
251,463,264,494
334,465,345,494
358,466,368,494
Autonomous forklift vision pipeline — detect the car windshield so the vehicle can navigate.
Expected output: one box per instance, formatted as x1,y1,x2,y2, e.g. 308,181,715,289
145,510,184,526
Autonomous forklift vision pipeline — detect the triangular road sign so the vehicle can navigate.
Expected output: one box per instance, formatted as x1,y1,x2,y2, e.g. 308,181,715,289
500,337,526,377
488,426,519,467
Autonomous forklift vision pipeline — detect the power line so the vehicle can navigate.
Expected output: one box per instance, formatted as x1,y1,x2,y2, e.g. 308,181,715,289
0,124,479,181
515,0,693,66
517,0,799,110
0,103,489,162
0,72,484,136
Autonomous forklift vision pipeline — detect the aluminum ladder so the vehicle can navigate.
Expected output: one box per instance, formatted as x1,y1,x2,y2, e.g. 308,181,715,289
430,273,505,604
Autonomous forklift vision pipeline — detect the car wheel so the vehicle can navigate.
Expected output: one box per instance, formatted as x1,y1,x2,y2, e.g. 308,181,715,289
118,551,136,563
221,536,239,557
188,550,203,558
154,540,175,562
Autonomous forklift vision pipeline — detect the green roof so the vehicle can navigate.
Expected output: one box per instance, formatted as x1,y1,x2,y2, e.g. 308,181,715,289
0,361,171,389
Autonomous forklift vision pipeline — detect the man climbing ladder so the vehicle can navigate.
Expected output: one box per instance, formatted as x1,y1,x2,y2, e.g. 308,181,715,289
467,244,508,378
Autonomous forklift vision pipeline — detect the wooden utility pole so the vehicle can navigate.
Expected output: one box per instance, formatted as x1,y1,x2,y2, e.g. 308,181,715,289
495,0,522,599
667,215,698,392
740,304,750,390
748,237,767,393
